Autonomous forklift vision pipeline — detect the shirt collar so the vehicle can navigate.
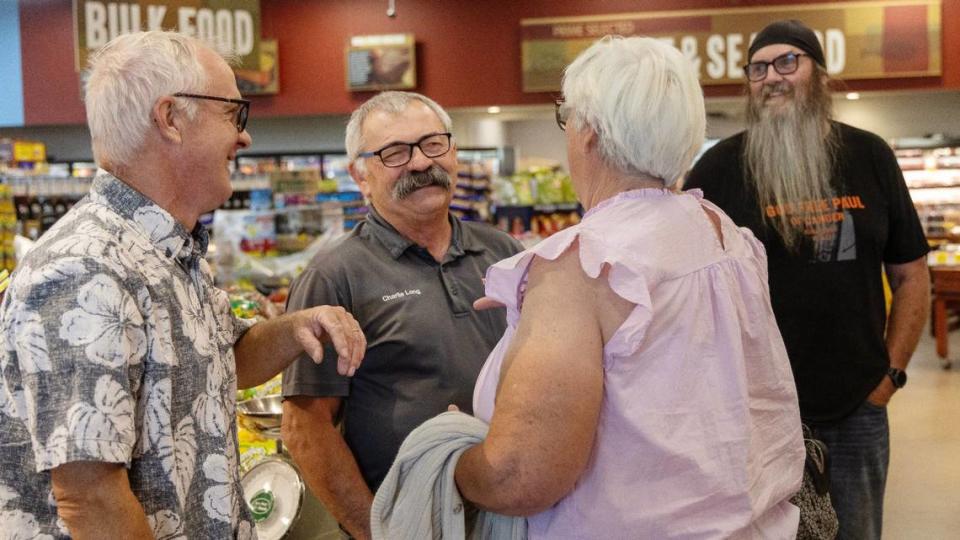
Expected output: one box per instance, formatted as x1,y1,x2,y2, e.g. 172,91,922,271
362,206,486,260
90,169,208,263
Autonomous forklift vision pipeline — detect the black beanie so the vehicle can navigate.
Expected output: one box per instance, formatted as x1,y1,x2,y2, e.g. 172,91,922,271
748,19,826,68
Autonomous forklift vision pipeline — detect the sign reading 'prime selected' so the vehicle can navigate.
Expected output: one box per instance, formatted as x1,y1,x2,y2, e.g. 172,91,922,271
74,0,261,71
521,0,942,91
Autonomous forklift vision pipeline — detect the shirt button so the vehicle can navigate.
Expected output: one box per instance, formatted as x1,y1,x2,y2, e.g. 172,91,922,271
453,503,462,514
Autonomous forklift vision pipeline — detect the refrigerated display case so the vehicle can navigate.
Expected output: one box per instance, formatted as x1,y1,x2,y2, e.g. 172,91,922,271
895,138,960,244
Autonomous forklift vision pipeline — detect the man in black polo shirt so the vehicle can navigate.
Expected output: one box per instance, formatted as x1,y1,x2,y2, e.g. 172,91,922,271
281,91,522,540
685,20,929,539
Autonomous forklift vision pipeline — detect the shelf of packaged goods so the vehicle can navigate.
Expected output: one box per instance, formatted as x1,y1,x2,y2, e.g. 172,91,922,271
908,184,960,190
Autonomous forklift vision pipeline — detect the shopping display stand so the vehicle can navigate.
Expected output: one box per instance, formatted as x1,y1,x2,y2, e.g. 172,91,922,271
237,395,341,539
931,265,960,370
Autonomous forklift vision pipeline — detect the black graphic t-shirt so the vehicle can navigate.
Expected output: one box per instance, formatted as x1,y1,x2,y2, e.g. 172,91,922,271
685,122,928,423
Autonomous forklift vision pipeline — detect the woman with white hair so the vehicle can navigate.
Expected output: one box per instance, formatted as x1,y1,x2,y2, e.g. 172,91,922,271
454,36,806,537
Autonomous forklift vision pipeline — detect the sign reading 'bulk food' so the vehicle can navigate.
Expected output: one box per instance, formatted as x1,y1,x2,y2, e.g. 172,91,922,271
521,0,941,91
73,0,261,71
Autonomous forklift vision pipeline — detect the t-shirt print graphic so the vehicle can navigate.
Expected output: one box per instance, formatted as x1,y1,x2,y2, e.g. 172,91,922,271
764,194,864,263
813,209,857,263
765,194,866,263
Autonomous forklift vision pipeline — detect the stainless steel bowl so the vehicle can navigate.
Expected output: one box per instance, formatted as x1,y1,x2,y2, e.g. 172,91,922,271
237,395,283,439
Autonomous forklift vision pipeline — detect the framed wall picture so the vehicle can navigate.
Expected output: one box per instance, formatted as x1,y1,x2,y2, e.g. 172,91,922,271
236,39,279,95
346,34,416,91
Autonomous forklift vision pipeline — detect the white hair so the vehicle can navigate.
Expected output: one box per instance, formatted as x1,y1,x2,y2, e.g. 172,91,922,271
83,31,212,168
561,36,706,187
345,91,452,173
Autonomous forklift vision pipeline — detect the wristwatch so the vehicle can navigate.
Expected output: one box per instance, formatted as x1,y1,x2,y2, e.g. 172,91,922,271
887,367,908,389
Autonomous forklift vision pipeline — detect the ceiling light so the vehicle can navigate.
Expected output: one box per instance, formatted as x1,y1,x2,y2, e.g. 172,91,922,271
487,106,501,114
845,92,861,100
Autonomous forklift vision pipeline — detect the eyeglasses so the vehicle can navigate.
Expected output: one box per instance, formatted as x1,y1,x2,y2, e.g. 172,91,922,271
555,98,569,131
173,92,251,132
743,52,809,82
357,132,453,168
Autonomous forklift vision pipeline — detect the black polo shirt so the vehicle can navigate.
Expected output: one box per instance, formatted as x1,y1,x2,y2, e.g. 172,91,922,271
281,208,522,489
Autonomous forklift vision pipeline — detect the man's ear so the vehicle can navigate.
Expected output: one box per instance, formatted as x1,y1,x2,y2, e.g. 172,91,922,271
816,69,832,92
348,161,372,200
152,96,183,145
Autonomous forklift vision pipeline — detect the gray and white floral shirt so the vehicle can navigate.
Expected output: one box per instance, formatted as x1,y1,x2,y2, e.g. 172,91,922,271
0,171,256,539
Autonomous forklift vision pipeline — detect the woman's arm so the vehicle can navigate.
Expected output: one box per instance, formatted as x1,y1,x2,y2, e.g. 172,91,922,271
455,241,633,516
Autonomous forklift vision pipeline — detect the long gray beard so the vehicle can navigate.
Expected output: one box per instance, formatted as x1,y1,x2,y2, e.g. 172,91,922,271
744,78,837,251
392,165,452,200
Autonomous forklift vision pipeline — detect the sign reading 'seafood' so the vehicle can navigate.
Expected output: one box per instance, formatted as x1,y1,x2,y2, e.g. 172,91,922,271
74,0,261,72
521,0,942,91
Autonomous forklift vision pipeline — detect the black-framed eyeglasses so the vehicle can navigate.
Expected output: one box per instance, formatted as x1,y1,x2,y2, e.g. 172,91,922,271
554,98,569,131
357,132,453,168
173,92,251,132
743,52,809,82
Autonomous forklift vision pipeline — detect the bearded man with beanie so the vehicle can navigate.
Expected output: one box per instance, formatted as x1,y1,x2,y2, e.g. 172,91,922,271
685,19,929,539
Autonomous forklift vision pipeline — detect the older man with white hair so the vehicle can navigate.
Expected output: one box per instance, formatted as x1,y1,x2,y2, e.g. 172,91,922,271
0,31,365,538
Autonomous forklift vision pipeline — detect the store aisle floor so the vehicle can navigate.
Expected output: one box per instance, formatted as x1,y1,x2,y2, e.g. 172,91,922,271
884,323,960,538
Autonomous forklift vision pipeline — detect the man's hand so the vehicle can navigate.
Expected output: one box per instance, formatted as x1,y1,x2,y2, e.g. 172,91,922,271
473,296,505,311
235,305,366,388
866,375,897,407
294,306,366,376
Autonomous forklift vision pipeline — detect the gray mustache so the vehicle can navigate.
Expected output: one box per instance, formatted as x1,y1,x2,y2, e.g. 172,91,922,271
761,81,794,98
393,165,452,200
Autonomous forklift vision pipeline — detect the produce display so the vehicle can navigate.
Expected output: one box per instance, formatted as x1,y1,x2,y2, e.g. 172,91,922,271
493,165,582,244
494,165,577,206
230,285,287,472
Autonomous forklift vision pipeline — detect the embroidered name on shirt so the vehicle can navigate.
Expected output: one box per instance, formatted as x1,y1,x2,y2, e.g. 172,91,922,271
382,289,422,302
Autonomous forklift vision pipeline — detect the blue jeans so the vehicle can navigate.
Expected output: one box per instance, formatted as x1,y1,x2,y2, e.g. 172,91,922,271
810,400,890,540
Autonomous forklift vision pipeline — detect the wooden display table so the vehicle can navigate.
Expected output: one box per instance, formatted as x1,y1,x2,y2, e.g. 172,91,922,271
931,266,960,369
